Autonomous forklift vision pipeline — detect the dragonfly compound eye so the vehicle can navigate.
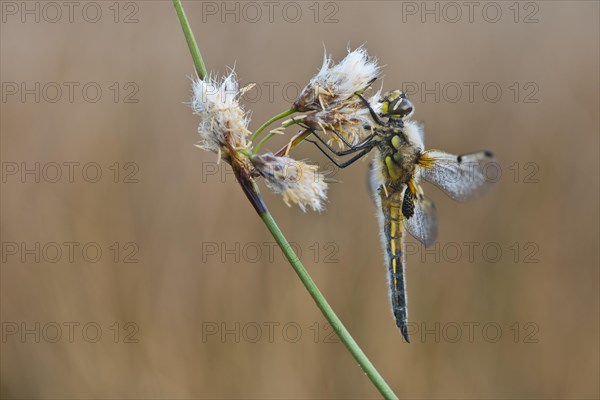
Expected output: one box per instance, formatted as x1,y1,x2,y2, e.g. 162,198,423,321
388,96,414,119
381,90,414,119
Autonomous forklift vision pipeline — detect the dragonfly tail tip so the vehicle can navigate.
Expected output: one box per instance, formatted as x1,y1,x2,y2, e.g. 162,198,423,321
401,325,410,343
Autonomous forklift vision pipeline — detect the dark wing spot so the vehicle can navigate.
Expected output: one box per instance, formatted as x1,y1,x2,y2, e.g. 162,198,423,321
484,150,494,158
457,155,463,163
402,186,415,219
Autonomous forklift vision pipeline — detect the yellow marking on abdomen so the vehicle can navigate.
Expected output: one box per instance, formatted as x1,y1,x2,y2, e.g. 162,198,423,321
386,203,403,298
392,257,397,287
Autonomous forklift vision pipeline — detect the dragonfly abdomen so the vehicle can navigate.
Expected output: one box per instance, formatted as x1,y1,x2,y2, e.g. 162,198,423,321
378,191,410,342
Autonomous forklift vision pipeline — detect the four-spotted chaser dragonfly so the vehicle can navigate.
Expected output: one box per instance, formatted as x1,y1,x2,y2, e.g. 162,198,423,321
305,90,497,342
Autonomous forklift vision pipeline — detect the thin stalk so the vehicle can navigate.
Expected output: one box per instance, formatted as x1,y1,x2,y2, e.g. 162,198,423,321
172,0,207,80
254,114,306,153
253,131,279,153
249,107,296,145
275,129,313,157
258,207,397,399
172,2,398,398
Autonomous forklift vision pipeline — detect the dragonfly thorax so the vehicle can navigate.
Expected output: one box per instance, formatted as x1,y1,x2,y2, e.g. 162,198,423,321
377,128,421,187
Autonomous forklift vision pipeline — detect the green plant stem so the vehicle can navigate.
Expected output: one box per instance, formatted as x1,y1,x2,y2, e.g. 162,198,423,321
172,0,207,80
254,114,306,153
253,131,278,153
172,2,398,398
258,208,397,399
274,129,309,157
249,107,296,145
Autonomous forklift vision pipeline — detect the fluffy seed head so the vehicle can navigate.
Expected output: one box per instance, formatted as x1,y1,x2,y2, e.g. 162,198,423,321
192,72,251,161
294,47,380,112
252,153,328,212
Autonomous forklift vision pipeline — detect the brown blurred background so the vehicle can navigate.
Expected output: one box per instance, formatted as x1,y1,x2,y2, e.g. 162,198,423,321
1,1,598,399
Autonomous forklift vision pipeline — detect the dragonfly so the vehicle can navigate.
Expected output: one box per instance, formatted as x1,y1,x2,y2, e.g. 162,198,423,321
302,90,497,342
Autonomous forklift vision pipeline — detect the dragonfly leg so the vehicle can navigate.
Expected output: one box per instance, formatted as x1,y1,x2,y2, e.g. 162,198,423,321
328,128,353,148
288,117,377,166
357,93,386,126
307,131,375,156
295,117,369,149
290,118,361,151
292,117,376,154
308,141,374,169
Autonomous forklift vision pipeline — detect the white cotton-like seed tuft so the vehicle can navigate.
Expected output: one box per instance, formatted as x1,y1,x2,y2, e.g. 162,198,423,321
253,154,328,212
295,46,380,111
316,47,380,101
191,71,251,154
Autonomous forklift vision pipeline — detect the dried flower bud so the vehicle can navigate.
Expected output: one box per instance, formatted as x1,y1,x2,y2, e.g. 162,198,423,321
294,47,380,112
253,153,328,212
192,72,251,162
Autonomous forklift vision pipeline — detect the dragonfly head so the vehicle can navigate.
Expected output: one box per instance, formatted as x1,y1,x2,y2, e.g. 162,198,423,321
379,90,414,120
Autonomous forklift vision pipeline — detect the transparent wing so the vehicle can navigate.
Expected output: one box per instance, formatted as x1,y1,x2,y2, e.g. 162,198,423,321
368,154,386,203
418,150,497,202
368,160,379,201
402,185,437,247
